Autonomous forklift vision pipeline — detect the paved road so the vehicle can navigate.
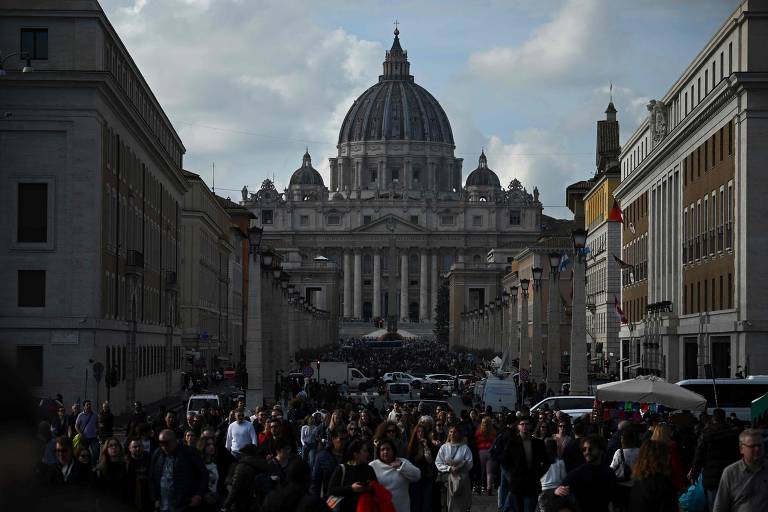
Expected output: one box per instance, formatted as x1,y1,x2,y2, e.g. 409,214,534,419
471,493,500,512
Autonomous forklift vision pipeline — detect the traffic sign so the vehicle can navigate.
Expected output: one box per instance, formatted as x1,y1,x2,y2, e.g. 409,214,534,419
520,368,529,382
303,366,314,378
92,362,104,383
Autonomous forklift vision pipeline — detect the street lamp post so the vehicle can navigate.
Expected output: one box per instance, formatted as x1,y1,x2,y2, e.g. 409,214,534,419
546,253,563,393
531,267,544,384
570,228,589,395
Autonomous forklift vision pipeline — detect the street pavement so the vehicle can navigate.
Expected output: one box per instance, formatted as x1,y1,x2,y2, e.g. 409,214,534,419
472,493,500,512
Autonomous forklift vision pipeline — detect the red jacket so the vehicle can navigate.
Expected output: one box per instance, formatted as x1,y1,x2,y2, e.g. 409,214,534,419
356,481,395,512
475,428,496,451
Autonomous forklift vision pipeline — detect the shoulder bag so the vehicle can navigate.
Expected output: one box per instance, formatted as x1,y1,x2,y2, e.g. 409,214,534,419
326,464,347,512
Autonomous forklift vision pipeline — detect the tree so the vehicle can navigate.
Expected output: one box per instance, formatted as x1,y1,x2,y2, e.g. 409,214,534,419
433,279,450,345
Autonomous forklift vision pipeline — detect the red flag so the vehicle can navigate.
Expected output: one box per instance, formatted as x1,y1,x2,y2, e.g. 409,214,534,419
609,199,623,223
614,295,628,324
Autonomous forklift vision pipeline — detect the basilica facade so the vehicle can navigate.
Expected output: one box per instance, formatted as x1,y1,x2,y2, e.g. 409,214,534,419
243,30,545,325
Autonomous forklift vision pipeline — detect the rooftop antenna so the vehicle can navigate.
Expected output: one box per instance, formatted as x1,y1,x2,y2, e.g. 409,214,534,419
212,162,215,194
394,19,399,32
610,81,613,103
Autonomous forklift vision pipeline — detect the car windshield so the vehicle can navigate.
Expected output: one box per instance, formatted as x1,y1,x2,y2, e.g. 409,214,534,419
188,398,216,411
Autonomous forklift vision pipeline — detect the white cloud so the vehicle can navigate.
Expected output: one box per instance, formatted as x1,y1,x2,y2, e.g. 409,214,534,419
468,0,606,88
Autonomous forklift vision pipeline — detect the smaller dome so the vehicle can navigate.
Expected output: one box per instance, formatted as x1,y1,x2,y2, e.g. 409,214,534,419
465,150,501,188
289,150,325,187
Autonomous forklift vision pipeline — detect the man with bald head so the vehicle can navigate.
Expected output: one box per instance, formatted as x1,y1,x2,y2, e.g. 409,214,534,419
149,429,208,512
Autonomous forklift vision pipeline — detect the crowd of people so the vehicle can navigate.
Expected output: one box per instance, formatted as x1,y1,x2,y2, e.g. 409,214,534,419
10,338,768,512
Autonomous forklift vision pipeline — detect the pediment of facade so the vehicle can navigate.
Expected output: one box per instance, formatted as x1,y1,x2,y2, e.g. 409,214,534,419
351,214,429,234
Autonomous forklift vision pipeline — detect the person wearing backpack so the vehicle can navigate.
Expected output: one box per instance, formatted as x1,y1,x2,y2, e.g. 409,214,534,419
609,429,639,511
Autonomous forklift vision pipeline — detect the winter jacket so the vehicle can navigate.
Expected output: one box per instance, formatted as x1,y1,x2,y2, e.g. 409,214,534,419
148,444,208,510
311,447,343,497
629,473,679,512
691,422,740,490
327,463,378,512
260,482,329,512
221,453,269,511
500,437,549,496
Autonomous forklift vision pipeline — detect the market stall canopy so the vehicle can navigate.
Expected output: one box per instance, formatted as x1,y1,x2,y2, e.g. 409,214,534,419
596,375,707,411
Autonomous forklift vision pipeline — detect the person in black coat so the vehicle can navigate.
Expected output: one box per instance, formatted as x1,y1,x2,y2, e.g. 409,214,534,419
688,408,740,507
261,460,330,512
125,438,153,511
628,441,678,512
326,439,378,512
148,429,208,511
47,436,93,487
555,435,617,512
125,401,148,438
221,443,270,512
500,418,550,512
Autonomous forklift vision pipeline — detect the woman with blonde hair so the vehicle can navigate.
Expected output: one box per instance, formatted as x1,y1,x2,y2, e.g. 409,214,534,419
628,441,678,512
436,425,474,512
650,423,686,489
475,416,497,495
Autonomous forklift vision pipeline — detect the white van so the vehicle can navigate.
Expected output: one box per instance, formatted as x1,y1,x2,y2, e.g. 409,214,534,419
482,377,518,412
530,396,595,420
387,382,412,403
187,394,221,417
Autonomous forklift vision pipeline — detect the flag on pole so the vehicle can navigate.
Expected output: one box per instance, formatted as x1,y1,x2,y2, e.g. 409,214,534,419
609,199,624,223
612,254,633,270
559,252,570,273
614,295,628,324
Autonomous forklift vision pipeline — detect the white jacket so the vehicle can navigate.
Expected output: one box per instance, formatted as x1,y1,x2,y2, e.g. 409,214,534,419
435,442,473,474
369,458,421,512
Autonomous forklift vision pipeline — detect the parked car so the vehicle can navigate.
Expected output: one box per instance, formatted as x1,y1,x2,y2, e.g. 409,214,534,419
386,382,412,403
419,381,444,399
426,374,455,393
530,396,596,420
382,371,435,389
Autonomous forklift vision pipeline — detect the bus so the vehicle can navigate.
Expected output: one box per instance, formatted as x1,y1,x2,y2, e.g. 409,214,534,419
676,376,768,423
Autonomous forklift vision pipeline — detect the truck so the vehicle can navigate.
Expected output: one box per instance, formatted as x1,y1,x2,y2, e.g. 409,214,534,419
308,361,372,390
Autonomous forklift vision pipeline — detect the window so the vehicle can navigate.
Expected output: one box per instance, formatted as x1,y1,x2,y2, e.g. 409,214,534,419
20,28,48,60
440,215,455,226
705,70,709,94
18,270,45,307
369,169,377,183
363,215,372,225
412,169,420,182
261,209,273,224
300,215,309,226
720,52,724,80
509,209,521,225
327,215,340,225
16,346,43,387
472,215,482,226
17,183,47,243
728,42,733,75
391,169,399,181
409,215,419,225
697,77,701,102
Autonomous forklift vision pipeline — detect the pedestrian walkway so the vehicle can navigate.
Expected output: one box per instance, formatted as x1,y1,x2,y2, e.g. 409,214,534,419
472,493,499,512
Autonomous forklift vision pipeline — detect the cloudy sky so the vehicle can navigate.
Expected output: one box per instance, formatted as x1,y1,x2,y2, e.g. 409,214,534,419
101,0,736,217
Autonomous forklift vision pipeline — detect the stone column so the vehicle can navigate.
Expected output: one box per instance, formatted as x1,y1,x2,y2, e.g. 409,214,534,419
353,250,362,319
343,251,352,319
419,251,429,322
489,305,496,351
531,281,544,383
546,270,562,393
570,255,588,395
372,251,382,319
431,252,439,322
400,252,409,322
520,292,530,374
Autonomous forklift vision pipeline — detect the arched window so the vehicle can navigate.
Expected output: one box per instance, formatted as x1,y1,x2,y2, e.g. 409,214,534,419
363,254,373,274
473,254,482,264
479,196,487,202
409,254,419,274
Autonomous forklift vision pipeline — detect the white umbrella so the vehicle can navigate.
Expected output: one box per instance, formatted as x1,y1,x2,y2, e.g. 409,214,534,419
596,375,707,411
